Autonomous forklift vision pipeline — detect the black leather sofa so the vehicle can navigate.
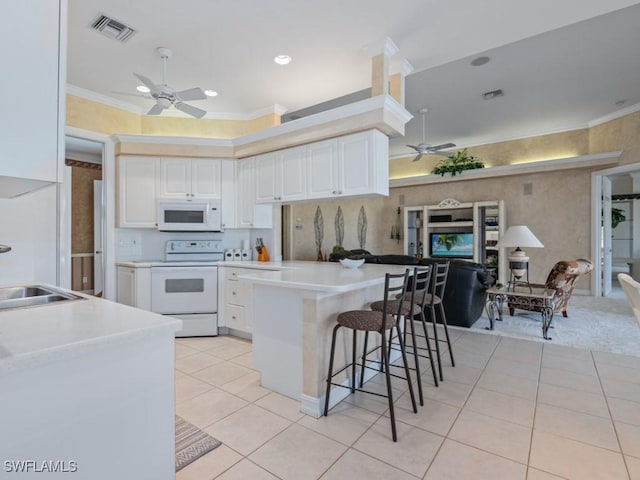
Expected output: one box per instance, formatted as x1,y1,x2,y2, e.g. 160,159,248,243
329,251,494,327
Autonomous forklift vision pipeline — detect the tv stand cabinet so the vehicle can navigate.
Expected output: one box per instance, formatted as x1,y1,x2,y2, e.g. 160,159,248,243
403,199,506,284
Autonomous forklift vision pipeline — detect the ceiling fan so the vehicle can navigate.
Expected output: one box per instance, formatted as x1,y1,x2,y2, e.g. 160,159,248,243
133,47,208,118
407,108,456,161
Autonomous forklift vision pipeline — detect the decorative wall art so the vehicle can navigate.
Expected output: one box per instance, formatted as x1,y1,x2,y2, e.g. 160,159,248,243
334,206,344,247
314,206,324,261
357,206,367,249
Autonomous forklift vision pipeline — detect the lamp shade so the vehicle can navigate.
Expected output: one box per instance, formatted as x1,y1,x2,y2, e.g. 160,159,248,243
496,226,543,248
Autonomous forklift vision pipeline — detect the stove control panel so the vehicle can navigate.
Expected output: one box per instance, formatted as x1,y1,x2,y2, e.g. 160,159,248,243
166,240,224,254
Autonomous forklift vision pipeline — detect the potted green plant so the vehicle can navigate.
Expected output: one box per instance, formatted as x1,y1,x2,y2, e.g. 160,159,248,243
432,149,485,176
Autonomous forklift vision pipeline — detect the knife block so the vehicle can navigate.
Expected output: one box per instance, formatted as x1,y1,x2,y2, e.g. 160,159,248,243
257,246,270,262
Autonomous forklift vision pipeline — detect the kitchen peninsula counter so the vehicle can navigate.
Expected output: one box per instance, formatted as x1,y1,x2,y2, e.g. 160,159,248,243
237,261,408,417
0,289,180,479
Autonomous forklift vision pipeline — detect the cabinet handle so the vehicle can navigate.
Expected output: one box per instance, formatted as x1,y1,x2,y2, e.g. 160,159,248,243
232,316,236,320
332,190,337,195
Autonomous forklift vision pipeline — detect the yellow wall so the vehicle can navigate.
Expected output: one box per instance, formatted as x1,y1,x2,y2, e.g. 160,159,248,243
66,94,281,137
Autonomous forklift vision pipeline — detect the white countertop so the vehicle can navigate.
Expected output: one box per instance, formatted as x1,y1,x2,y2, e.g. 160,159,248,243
237,261,409,293
0,289,181,373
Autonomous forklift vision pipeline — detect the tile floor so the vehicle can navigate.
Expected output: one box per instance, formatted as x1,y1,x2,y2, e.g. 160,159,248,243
175,328,640,479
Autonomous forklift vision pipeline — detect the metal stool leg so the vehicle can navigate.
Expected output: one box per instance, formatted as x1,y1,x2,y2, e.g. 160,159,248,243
351,328,357,393
405,314,424,405
359,331,369,388
395,321,418,413
324,324,341,416
438,302,455,367
418,310,439,387
380,327,398,441
429,304,444,381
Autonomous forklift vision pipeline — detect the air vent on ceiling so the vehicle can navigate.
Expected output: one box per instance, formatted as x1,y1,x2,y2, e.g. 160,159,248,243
482,89,504,100
90,13,136,43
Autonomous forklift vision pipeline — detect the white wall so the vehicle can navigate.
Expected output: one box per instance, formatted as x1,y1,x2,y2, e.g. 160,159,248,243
0,185,58,285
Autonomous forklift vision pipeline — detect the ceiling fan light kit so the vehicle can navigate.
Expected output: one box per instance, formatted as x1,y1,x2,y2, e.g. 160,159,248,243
133,47,209,118
407,108,456,161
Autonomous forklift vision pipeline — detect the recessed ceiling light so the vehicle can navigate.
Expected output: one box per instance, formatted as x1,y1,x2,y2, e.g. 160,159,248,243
471,56,490,67
136,85,150,93
274,55,292,65
204,90,218,97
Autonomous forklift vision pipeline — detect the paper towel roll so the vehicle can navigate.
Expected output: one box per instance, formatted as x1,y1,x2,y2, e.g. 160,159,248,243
242,239,250,250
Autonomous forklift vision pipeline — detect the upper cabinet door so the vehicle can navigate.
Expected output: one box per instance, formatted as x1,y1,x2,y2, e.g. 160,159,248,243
255,152,279,203
220,159,236,229
236,158,256,227
191,159,221,198
337,131,373,196
280,146,306,201
159,158,191,198
117,156,159,228
307,139,338,199
1,1,62,184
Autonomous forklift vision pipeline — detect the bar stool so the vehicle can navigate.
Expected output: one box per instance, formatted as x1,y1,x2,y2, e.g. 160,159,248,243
426,261,455,381
323,270,417,442
368,265,438,406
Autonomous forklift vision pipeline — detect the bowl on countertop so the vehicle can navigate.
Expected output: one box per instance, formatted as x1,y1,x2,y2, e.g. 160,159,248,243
339,258,365,269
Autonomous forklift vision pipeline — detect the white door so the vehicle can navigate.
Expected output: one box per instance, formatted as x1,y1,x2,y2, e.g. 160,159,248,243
94,180,104,296
602,176,613,296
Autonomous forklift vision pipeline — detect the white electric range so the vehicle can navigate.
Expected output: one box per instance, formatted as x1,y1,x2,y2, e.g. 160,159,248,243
150,240,224,337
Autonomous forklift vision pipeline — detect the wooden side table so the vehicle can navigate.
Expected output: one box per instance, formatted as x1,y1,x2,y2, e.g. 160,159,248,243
486,286,556,340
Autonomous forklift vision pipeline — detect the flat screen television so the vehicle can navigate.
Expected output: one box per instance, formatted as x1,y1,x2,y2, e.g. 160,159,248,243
430,233,474,259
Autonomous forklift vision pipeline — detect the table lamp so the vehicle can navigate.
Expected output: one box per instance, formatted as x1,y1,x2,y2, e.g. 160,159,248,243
496,225,543,290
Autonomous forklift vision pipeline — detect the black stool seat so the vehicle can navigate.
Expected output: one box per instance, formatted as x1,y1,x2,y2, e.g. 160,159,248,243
337,310,395,331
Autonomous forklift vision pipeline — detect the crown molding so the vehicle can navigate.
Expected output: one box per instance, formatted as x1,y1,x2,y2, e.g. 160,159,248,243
588,101,640,127
363,37,399,58
390,57,414,77
66,84,143,115
111,133,233,147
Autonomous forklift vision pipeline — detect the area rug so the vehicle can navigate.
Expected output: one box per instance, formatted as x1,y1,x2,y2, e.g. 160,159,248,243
175,416,221,472
469,291,640,356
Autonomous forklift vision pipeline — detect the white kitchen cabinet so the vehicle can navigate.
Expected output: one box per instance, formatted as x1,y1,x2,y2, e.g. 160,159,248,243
237,157,273,228
117,156,159,228
307,130,388,199
220,159,237,229
255,146,306,203
159,157,221,199
116,265,152,310
218,266,262,337
0,1,64,195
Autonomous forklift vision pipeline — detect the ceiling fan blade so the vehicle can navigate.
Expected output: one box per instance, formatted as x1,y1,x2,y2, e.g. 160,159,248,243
406,144,421,151
111,90,152,99
134,73,161,95
412,153,424,162
431,150,453,157
147,103,166,115
431,142,456,151
174,102,207,119
175,87,207,101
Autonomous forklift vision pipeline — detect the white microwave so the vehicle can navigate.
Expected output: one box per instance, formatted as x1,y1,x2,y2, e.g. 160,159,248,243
157,199,222,232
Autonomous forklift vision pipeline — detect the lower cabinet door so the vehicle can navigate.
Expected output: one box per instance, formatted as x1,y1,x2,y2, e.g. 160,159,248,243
225,303,246,332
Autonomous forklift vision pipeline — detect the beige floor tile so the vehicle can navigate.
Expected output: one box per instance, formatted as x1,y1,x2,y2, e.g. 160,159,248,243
616,421,640,459
537,383,609,418
543,343,592,361
484,357,540,380
477,370,538,400
527,467,568,479
419,379,474,408
593,350,640,370
176,343,200,359
205,404,291,456
353,417,443,477
433,363,483,385
391,398,460,436
217,370,270,402
298,402,380,446
598,363,640,385
529,430,628,479
214,459,279,480
205,341,253,360
176,389,248,429
320,448,417,480
534,403,619,451
464,387,535,427
491,344,542,364
626,454,640,480
180,336,231,352
609,397,640,427
228,351,254,369
452,349,493,369
541,351,597,376
191,361,254,387
539,366,603,394
255,392,305,422
602,377,640,403
176,351,224,374
448,409,532,463
498,336,544,354
176,444,242,480
175,374,215,404
424,439,527,480
248,424,347,480
343,379,405,414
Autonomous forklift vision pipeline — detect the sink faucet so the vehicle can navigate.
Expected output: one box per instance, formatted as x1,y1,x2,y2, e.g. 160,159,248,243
0,244,11,253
